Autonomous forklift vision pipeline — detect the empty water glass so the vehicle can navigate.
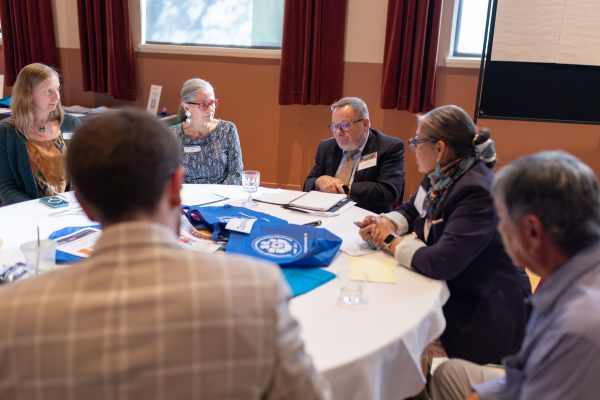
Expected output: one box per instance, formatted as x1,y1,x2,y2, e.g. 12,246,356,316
242,170,260,208
337,269,369,309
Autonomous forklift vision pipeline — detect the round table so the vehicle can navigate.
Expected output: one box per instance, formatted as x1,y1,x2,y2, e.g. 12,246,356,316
0,184,449,399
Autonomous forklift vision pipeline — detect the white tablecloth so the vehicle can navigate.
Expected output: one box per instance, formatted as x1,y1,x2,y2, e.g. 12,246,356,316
0,184,449,400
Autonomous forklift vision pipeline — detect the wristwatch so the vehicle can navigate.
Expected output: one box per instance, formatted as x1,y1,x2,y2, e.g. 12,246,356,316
383,233,398,252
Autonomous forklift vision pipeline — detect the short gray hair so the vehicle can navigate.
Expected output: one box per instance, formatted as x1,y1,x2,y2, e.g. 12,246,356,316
331,97,369,120
178,78,215,120
492,151,600,255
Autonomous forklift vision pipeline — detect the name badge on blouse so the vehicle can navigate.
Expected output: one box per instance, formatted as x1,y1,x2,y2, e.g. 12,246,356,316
357,152,377,171
414,185,427,217
184,146,202,153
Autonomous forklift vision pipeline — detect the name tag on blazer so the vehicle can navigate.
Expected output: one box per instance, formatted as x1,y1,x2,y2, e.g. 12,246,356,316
184,146,202,153
357,152,377,171
414,185,427,217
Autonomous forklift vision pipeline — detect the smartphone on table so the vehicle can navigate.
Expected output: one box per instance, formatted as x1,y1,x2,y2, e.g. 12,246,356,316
39,195,69,208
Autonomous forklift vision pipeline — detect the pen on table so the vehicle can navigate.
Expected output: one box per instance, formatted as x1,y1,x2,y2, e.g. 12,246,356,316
303,220,322,227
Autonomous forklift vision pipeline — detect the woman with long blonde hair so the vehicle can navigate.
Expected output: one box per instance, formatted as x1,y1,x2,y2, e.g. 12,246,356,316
0,63,80,205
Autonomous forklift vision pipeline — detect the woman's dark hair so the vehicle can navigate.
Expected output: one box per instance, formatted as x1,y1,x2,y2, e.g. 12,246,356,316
418,105,496,168
473,128,496,168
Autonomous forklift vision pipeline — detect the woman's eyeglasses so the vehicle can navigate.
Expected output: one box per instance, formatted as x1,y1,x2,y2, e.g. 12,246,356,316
408,135,432,151
186,99,219,111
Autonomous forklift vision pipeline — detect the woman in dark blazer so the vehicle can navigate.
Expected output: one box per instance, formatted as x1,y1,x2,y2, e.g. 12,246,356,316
357,105,531,364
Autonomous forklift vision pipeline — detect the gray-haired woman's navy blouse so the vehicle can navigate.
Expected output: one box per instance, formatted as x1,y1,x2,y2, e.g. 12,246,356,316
170,120,243,185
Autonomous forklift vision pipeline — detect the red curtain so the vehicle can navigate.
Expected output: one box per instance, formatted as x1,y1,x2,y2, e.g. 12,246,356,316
77,0,136,101
279,0,347,105
381,0,442,113
0,0,58,86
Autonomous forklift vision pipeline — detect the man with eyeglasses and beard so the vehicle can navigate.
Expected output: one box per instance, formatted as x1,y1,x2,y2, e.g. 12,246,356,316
304,97,405,214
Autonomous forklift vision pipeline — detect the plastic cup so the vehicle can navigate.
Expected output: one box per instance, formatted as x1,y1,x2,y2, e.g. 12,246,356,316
20,239,57,275
337,269,369,309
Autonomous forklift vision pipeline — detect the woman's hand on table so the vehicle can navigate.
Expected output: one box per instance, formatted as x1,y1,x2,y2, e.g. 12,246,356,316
356,216,398,247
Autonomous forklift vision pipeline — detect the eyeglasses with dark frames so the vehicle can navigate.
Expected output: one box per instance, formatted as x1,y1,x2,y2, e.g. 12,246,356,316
328,118,364,134
186,99,219,111
408,135,432,151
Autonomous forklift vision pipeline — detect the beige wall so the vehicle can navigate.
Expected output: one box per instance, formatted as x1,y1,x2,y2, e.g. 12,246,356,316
2,0,599,196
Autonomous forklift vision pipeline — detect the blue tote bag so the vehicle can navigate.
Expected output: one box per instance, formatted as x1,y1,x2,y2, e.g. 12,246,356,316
226,223,342,268
182,204,288,241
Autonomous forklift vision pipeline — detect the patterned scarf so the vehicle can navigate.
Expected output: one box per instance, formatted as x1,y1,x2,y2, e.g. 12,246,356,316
423,154,478,221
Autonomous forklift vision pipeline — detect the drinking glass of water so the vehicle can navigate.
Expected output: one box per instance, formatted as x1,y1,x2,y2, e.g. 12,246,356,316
242,170,260,208
337,269,369,309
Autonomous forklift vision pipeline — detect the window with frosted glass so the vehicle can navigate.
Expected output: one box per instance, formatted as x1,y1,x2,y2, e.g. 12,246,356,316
142,0,284,48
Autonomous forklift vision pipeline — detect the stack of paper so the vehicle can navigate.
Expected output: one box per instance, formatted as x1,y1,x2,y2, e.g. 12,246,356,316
349,255,397,284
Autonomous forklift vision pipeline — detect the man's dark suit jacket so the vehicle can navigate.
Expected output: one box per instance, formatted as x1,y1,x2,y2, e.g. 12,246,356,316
396,161,532,364
303,128,405,214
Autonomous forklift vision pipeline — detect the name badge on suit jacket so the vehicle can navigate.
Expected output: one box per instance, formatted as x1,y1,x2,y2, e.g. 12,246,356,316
414,185,427,217
357,152,377,171
184,146,202,153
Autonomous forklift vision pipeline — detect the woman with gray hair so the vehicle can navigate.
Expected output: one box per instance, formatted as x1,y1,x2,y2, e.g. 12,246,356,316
356,105,531,365
170,78,243,185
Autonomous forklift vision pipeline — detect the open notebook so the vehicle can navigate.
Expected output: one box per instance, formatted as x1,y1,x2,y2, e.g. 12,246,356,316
256,190,353,214
288,191,350,212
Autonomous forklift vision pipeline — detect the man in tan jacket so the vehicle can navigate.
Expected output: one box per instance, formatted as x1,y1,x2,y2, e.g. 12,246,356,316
0,108,329,400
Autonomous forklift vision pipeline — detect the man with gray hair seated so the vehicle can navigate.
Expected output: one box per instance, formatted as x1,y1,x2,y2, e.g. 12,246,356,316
304,97,405,214
430,151,600,400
